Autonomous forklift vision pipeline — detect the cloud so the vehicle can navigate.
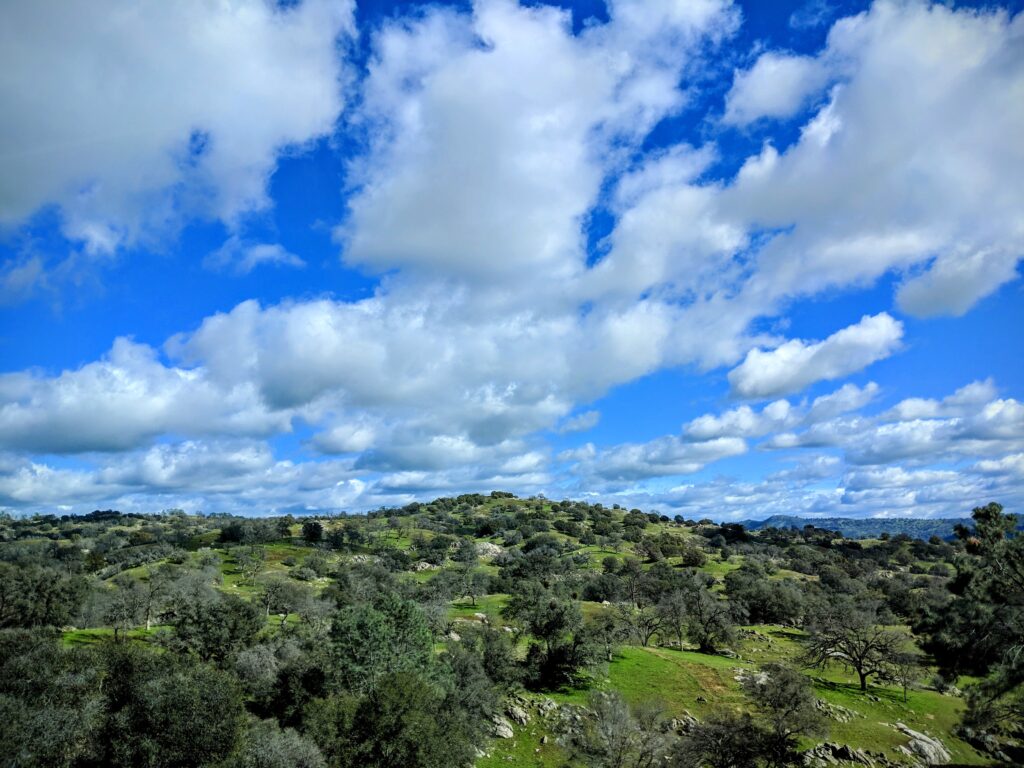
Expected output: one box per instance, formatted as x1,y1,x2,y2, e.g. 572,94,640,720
685,399,800,440
204,237,306,275
572,435,747,482
558,410,601,434
0,0,354,253
0,338,289,453
0,255,45,305
762,380,1024,468
724,52,830,125
789,0,836,31
722,1,1024,318
807,381,880,422
1,1,1023,518
975,453,1024,478
728,313,902,398
897,247,1021,317
339,0,736,283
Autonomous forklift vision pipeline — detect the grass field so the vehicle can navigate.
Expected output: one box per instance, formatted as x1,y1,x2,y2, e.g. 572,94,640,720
475,625,992,767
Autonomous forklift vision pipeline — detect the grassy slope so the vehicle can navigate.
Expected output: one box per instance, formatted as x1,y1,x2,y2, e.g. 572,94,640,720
480,626,989,767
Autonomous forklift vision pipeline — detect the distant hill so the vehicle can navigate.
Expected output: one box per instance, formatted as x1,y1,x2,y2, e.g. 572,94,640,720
742,515,975,541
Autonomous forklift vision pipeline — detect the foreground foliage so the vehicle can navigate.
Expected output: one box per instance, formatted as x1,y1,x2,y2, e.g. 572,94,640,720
0,495,1020,767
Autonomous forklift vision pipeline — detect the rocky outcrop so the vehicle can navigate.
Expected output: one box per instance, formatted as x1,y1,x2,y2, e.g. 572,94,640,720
506,704,530,726
803,742,875,766
476,542,504,558
892,723,951,765
668,712,699,734
537,697,558,717
490,715,514,739
815,699,863,724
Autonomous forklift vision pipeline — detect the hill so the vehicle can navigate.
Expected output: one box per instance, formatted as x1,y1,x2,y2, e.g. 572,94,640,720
741,515,976,541
0,492,1019,767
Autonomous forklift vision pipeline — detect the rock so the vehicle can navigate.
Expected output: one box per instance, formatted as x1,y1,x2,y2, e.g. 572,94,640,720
803,743,874,767
669,712,699,734
490,715,514,739
507,704,530,725
733,668,769,685
815,699,863,724
957,726,1013,763
473,612,489,622
412,560,438,571
893,723,951,765
537,698,558,716
834,744,873,765
540,735,549,745
476,542,504,558
447,630,461,642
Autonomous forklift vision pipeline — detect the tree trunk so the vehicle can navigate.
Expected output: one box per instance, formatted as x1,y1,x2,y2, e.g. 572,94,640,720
859,671,868,691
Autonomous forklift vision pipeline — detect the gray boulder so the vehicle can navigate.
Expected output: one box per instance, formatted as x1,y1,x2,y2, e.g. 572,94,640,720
893,723,951,765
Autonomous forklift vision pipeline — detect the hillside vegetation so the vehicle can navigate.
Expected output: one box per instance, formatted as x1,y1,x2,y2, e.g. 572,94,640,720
0,496,1020,768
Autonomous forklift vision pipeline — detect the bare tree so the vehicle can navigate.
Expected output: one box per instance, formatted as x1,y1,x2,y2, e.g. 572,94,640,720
657,590,688,650
803,604,902,691
568,691,674,768
887,650,925,703
614,602,663,647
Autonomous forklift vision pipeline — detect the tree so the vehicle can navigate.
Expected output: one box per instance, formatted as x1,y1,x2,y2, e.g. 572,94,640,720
741,663,825,767
614,602,662,647
803,602,901,691
329,593,433,692
504,583,582,653
453,537,478,567
887,651,924,703
567,691,673,768
684,582,737,654
657,590,689,650
458,569,490,607
919,502,1024,730
301,520,324,544
167,593,263,664
228,719,325,768
97,644,246,768
670,712,765,768
0,563,88,628
140,563,177,630
104,578,146,642
236,545,266,586
0,629,104,767
259,574,308,617
588,609,625,663
310,671,476,768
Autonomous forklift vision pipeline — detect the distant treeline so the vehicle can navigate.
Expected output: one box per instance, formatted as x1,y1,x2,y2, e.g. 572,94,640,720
742,514,1018,541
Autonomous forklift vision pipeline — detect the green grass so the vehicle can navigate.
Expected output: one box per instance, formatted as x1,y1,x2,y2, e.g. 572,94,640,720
450,593,509,623
476,724,569,768
697,555,744,581
62,625,166,647
476,627,994,768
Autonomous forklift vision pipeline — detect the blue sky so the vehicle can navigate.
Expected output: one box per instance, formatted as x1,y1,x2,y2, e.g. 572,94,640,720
1,0,1022,518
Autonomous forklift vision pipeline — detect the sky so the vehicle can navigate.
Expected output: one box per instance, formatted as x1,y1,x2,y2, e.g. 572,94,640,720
1,0,1022,520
